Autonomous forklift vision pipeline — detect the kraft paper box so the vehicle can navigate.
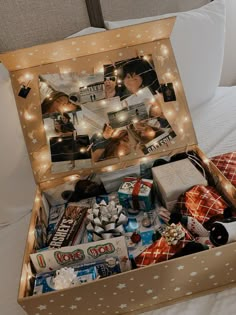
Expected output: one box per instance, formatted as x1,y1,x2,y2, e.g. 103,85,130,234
1,17,236,315
152,158,208,211
118,177,153,211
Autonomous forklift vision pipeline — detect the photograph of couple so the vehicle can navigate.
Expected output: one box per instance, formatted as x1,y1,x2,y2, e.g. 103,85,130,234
39,55,177,173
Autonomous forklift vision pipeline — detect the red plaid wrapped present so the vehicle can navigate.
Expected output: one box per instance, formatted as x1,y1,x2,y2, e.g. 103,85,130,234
179,185,227,225
135,225,192,267
211,152,236,187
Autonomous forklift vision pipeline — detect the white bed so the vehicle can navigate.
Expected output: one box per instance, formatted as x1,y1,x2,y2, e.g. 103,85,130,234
1,85,236,315
191,86,236,158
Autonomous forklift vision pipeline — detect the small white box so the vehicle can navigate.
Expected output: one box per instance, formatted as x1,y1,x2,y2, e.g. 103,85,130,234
152,158,208,211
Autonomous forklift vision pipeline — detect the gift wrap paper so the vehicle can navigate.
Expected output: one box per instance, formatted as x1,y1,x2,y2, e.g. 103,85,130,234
118,177,153,211
179,185,227,225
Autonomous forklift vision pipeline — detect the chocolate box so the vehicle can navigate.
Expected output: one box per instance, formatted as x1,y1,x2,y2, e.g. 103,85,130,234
1,17,236,315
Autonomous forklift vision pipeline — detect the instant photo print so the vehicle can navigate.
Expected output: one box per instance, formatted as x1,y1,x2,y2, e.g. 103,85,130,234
161,82,177,102
18,85,31,98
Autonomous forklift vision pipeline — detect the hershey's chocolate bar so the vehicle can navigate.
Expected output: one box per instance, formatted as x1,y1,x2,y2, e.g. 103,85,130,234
48,204,88,249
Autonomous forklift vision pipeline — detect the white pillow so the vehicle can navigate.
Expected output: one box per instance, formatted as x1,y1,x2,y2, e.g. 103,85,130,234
220,0,236,86
66,27,106,38
105,0,226,109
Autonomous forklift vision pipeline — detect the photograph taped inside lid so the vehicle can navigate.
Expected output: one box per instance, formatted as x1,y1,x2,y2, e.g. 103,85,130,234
38,55,177,174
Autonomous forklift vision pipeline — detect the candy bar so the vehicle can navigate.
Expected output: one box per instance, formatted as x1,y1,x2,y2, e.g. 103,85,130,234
30,236,130,274
48,203,88,249
33,266,97,295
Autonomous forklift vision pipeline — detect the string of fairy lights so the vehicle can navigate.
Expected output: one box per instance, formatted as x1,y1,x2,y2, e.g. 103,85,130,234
19,45,192,179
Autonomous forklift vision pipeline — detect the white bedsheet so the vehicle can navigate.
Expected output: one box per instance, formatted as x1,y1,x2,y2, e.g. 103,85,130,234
191,86,236,157
1,86,236,314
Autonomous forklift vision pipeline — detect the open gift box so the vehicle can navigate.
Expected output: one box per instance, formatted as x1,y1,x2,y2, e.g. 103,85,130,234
1,17,236,315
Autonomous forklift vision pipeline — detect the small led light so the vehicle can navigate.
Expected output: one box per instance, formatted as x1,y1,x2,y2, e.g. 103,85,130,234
114,69,118,75
24,73,33,80
202,157,210,165
160,45,169,56
118,150,125,157
58,138,63,142
101,100,106,105
107,166,113,172
80,147,86,153
165,72,172,78
35,196,40,202
224,183,232,191
143,55,149,61
24,112,33,120
69,175,79,181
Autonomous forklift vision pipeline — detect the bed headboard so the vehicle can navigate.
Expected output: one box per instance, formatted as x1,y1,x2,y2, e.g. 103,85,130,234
88,0,212,25
0,0,214,52
0,0,91,52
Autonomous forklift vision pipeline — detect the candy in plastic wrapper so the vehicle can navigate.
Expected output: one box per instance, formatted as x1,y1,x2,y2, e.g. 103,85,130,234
48,203,88,249
33,266,97,295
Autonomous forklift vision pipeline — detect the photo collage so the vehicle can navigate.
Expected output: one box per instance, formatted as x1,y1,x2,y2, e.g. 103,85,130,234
39,55,177,173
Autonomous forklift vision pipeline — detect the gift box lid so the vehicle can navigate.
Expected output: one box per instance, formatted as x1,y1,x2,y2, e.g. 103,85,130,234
0,17,197,186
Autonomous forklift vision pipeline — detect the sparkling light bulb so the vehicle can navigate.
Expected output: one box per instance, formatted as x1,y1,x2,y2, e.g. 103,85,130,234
143,55,149,61
24,111,33,120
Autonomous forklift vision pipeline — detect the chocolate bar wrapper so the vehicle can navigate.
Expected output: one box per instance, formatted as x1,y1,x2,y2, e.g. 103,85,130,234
33,265,97,295
30,236,131,274
48,203,88,249
80,256,122,278
118,177,153,211
47,205,65,242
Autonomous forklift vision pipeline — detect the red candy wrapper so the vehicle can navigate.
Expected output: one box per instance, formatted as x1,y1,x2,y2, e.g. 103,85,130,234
179,185,227,225
211,152,236,187
135,225,192,267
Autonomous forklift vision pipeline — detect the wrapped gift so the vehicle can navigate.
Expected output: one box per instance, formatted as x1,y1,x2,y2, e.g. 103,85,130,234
179,185,228,225
152,158,208,211
118,177,153,211
211,152,236,187
135,224,192,267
